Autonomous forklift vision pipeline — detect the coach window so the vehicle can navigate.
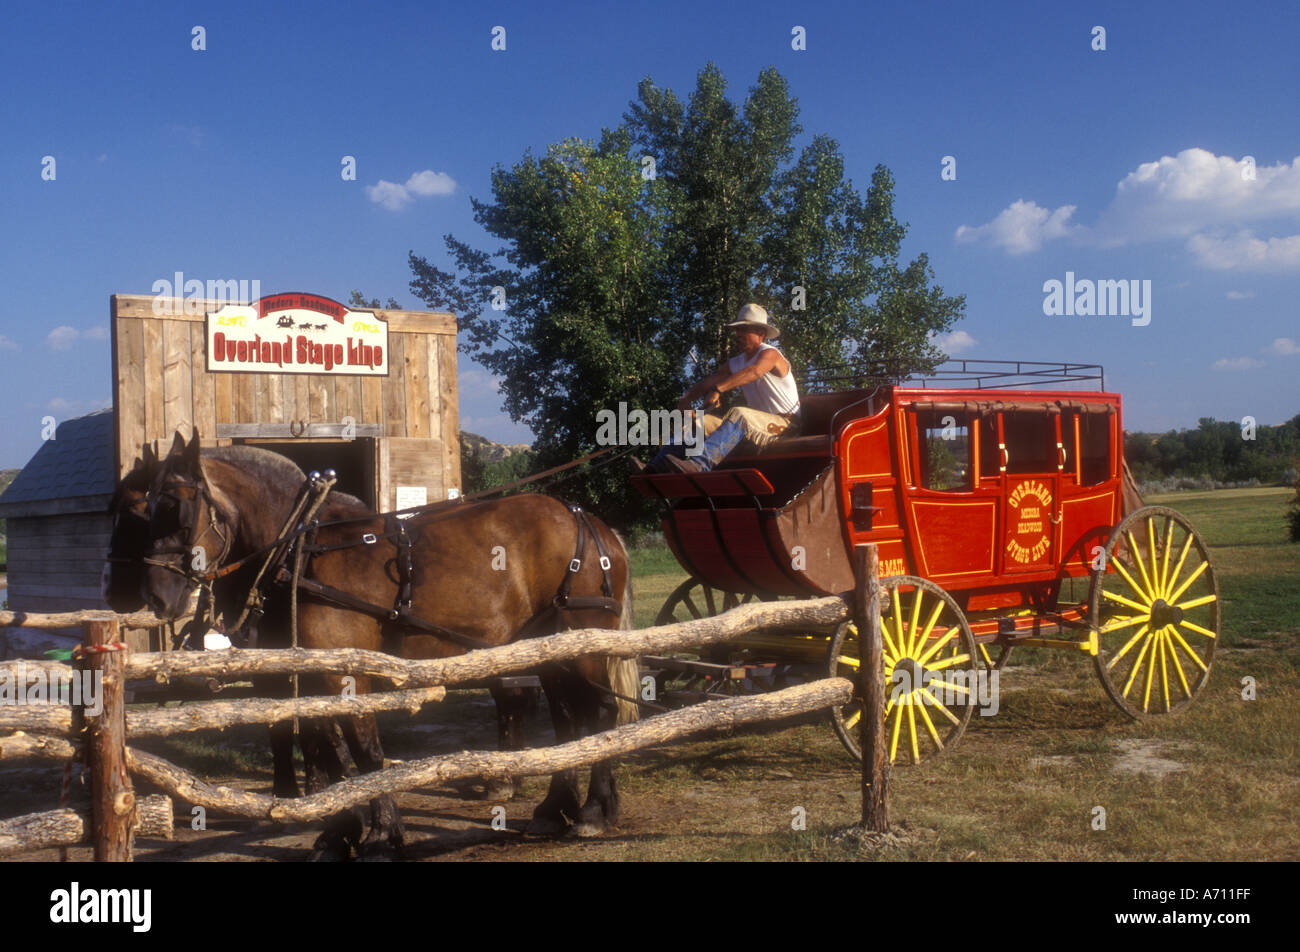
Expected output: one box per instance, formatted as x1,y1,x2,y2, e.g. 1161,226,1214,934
916,410,972,491
1079,411,1113,486
1003,411,1055,474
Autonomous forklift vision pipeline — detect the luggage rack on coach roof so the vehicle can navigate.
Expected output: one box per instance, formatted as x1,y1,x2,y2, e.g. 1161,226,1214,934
802,358,1106,393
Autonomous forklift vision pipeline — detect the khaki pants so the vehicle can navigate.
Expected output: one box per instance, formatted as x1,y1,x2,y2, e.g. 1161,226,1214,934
696,406,799,455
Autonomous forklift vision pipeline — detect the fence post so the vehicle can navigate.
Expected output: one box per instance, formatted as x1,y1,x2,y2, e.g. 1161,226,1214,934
80,614,136,861
854,543,889,832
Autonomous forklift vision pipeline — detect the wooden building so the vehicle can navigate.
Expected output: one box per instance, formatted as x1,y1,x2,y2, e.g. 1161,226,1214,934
0,291,461,620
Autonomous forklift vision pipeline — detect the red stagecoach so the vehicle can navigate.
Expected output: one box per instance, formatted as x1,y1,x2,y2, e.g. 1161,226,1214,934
632,361,1219,765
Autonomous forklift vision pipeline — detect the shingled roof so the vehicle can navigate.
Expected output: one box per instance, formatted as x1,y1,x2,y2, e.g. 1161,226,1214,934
0,409,115,517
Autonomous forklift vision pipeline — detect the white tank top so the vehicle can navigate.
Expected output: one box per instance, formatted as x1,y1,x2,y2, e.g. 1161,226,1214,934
728,343,800,416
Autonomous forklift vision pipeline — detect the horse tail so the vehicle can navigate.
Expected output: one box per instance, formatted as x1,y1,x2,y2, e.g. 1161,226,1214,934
606,531,640,727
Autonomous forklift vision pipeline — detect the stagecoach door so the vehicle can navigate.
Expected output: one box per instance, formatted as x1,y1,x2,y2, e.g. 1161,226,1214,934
996,410,1062,575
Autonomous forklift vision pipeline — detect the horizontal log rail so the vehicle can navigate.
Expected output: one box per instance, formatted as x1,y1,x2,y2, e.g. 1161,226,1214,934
0,686,447,737
0,608,188,631
124,678,854,822
0,795,173,856
120,596,850,688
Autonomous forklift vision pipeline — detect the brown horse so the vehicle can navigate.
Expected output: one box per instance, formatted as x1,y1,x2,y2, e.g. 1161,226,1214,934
107,447,555,802
105,444,341,799
137,431,638,858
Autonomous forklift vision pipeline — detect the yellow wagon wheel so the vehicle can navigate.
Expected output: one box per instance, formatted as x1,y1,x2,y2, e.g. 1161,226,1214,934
827,576,979,766
1089,506,1219,718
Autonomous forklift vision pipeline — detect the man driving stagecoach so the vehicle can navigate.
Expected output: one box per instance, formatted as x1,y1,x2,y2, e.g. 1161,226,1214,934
637,303,801,474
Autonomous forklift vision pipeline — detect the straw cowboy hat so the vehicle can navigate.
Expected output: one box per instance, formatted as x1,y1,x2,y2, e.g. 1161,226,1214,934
725,303,780,340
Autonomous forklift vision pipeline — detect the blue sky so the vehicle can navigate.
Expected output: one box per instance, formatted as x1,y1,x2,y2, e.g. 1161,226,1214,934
1,0,1296,467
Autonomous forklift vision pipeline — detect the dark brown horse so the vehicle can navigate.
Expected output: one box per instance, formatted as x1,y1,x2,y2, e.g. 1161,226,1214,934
136,432,638,858
105,444,337,799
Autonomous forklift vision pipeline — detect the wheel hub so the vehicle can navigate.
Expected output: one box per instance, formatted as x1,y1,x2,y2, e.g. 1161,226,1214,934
1148,598,1183,630
891,657,924,697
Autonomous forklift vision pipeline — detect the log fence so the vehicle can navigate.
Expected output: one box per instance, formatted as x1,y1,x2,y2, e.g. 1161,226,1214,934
0,546,889,858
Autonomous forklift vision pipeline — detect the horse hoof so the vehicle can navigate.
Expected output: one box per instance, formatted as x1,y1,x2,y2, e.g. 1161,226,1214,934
567,822,605,839
308,840,351,862
524,816,567,837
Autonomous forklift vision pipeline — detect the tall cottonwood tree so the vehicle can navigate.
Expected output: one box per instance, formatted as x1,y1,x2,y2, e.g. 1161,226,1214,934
409,63,965,523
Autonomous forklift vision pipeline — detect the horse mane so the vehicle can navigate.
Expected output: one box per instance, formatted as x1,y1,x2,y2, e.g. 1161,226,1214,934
204,444,371,516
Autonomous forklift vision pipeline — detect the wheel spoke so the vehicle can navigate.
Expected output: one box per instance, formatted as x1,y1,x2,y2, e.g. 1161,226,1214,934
1163,534,1194,605
1105,623,1151,670
1158,517,1174,600
1100,613,1146,635
919,687,962,724
917,624,959,666
703,586,717,616
1121,631,1156,697
843,708,861,731
1175,593,1218,611
914,698,944,749
926,677,971,697
1177,619,1218,639
906,699,920,764
905,588,924,658
925,652,972,672
1125,530,1157,598
1102,589,1150,614
1166,629,1192,697
891,586,906,658
916,600,946,654
1110,557,1153,605
1141,628,1159,712
1166,561,1209,604
1166,627,1209,673
834,654,861,669
888,700,903,763
1157,628,1171,713
1147,517,1160,604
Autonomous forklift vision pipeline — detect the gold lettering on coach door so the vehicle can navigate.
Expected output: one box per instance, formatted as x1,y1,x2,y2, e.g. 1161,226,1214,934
1006,480,1053,564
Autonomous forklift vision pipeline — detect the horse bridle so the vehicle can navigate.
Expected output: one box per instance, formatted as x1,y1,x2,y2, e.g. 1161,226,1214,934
141,476,234,584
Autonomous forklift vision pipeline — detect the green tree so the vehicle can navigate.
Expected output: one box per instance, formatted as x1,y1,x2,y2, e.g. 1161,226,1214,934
409,64,965,524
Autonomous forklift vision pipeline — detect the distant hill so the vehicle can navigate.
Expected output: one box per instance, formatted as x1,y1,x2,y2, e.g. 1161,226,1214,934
461,431,531,463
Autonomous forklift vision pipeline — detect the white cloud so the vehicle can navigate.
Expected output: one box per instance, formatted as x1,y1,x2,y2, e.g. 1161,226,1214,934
405,170,456,196
1212,356,1265,371
46,325,108,350
955,200,1079,254
956,149,1300,270
366,169,458,211
46,326,80,350
1187,231,1300,271
933,329,977,354
1268,337,1299,356
0,335,18,351
1225,290,1255,300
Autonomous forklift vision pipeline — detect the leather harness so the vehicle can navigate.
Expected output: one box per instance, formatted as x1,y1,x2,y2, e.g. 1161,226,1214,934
162,472,625,653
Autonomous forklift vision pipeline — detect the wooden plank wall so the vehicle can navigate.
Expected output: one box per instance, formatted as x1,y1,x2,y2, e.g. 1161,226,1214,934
111,295,462,510
5,514,113,612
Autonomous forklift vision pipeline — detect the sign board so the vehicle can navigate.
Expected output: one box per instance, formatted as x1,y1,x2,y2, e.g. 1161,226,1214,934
206,292,389,376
